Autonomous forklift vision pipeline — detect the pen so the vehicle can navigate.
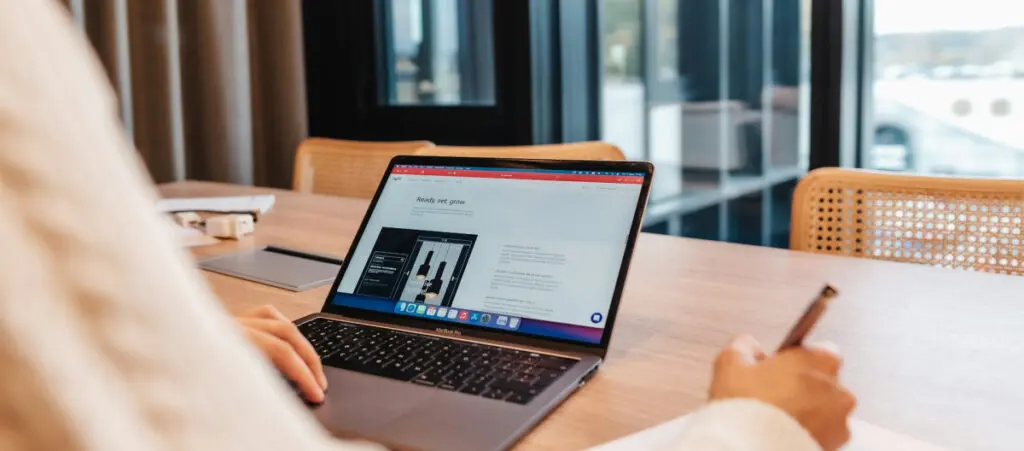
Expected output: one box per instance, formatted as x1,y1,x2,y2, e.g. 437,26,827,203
776,284,839,351
263,245,345,266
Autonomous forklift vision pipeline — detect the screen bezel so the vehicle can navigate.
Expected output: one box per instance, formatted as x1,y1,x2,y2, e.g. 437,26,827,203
319,156,654,357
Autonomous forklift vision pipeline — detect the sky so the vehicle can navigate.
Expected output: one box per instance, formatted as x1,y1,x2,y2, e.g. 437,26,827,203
876,0,1024,34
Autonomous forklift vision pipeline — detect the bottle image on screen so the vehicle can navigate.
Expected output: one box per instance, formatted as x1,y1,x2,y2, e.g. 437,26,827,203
416,244,434,280
425,243,451,300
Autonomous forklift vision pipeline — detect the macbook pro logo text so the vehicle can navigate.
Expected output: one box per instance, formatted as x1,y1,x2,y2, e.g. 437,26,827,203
435,328,462,336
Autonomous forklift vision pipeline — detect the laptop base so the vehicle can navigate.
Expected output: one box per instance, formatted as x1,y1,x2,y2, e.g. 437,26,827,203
301,314,600,451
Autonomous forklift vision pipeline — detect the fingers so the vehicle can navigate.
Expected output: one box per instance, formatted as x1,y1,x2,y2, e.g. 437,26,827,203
802,342,843,376
820,416,853,451
246,328,325,403
837,384,858,414
833,421,852,451
732,335,768,363
244,304,290,321
715,335,767,370
801,372,855,451
778,341,842,377
799,371,856,414
805,341,841,358
237,305,328,390
239,317,328,391
799,369,856,419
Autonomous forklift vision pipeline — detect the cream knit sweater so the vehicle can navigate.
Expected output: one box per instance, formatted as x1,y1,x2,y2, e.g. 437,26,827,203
0,2,819,450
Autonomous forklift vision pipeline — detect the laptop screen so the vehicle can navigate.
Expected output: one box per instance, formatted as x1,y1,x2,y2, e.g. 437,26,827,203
329,164,646,344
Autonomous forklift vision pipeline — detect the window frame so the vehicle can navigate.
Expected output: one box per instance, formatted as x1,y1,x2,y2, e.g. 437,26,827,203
302,0,600,146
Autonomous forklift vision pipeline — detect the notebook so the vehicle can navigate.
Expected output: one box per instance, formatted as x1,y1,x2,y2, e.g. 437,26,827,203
588,413,949,451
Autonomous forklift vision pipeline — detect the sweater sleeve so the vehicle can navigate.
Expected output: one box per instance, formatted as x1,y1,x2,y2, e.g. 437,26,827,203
0,1,380,450
671,399,822,451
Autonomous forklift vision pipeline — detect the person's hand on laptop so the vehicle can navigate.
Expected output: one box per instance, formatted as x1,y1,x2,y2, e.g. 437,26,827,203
236,305,328,403
709,335,856,451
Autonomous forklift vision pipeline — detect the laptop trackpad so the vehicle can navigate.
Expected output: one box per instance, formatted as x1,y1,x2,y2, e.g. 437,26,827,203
312,367,433,437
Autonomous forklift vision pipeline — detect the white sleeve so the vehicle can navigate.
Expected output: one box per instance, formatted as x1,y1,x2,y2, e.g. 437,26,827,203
672,399,822,451
0,1,379,450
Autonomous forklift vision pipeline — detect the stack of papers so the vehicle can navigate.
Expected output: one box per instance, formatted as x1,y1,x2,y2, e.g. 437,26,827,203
157,195,276,215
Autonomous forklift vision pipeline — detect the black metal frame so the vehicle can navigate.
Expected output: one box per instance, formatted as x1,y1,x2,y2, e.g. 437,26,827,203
808,0,843,169
302,0,600,146
808,0,869,169
304,0,528,145
854,0,872,169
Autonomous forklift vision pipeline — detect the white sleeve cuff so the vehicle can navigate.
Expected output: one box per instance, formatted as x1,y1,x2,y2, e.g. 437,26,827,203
673,399,823,451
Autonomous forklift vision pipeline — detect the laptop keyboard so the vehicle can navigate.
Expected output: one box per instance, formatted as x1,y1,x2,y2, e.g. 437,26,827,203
299,317,577,405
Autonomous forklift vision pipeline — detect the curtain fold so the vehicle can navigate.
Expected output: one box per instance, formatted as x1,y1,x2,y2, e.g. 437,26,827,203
60,0,308,187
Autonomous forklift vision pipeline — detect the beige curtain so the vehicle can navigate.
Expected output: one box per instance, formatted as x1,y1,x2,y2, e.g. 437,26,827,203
58,0,307,188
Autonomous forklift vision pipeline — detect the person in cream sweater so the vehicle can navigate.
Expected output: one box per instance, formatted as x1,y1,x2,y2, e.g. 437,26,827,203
0,1,855,450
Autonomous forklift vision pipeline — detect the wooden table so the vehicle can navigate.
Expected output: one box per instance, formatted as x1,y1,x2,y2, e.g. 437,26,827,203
163,181,1024,451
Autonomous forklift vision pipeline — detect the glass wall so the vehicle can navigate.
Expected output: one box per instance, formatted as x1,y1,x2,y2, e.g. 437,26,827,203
601,0,812,247
865,0,1024,176
384,0,496,106
601,0,644,159
306,0,816,248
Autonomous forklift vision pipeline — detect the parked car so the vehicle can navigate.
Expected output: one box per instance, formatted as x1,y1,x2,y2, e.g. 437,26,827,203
869,79,1024,177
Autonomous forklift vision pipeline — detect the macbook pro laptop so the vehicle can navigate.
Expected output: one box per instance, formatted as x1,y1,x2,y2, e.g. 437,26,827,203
295,156,653,451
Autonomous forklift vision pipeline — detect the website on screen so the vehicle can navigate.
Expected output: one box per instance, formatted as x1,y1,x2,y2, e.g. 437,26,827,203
331,165,644,343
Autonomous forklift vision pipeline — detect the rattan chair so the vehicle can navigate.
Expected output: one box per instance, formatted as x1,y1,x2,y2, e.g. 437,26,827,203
791,167,1024,276
416,141,626,161
293,138,434,199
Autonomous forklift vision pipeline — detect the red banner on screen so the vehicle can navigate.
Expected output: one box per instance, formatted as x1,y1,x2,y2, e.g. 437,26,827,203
391,167,643,184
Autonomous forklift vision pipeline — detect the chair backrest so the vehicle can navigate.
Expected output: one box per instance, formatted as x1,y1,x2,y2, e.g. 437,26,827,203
293,138,434,198
791,167,1024,276
416,141,626,161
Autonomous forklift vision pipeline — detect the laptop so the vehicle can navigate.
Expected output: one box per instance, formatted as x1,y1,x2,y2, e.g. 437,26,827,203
294,156,653,451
